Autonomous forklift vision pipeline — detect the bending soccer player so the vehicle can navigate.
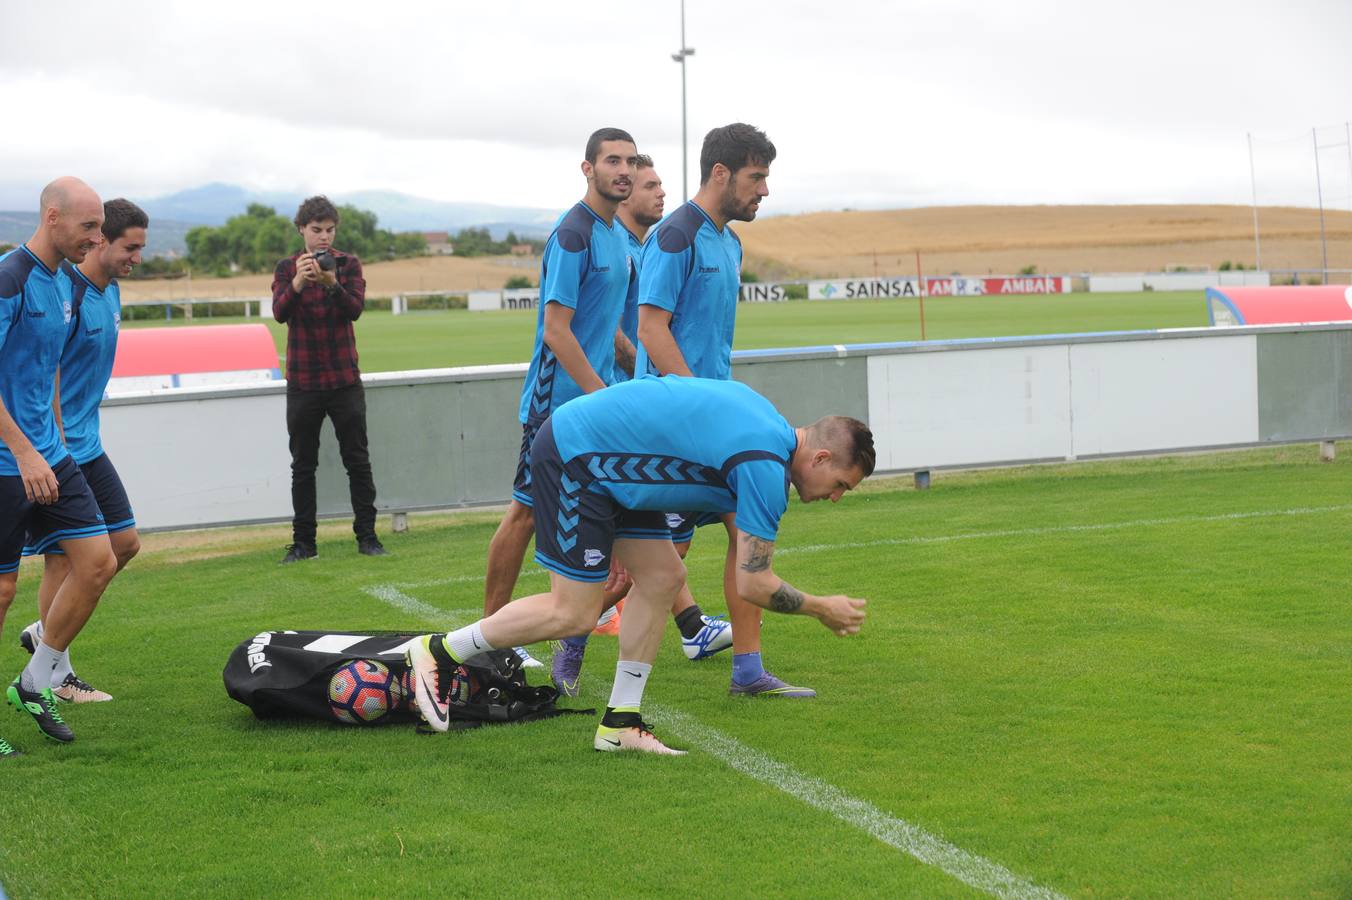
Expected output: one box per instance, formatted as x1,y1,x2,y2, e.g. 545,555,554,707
18,199,149,703
0,178,118,752
409,375,873,754
481,127,639,668
551,155,733,698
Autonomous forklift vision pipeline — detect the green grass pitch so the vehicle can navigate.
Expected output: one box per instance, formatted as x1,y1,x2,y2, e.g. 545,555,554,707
124,290,1211,373
2,446,1349,896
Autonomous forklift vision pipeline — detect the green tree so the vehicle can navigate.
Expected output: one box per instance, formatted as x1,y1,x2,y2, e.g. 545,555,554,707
504,275,533,289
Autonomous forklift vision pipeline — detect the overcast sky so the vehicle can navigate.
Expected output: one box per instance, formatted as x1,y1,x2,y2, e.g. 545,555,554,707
2,0,1350,216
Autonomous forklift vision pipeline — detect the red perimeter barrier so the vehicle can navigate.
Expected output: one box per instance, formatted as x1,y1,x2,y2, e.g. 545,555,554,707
1206,286,1352,326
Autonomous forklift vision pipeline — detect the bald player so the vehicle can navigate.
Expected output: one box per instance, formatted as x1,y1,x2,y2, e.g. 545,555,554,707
0,178,119,752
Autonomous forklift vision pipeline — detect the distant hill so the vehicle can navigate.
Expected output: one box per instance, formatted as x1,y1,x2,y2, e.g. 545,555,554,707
0,211,195,258
138,183,559,239
1,183,560,258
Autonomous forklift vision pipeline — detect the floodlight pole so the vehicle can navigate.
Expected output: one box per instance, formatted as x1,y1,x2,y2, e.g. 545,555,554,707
1247,132,1262,271
1313,127,1329,285
672,0,695,203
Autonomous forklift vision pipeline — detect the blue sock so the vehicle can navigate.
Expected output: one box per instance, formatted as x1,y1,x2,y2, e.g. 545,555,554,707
732,651,763,686
563,634,589,650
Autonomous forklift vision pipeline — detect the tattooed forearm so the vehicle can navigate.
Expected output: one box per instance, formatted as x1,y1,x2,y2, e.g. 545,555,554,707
769,581,805,614
739,535,774,573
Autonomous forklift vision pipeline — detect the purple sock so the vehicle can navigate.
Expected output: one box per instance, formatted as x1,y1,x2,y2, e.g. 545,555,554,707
732,651,763,686
563,634,589,650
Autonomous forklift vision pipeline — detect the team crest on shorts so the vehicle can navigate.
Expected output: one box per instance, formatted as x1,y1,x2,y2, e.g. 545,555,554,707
665,513,683,529
583,548,605,567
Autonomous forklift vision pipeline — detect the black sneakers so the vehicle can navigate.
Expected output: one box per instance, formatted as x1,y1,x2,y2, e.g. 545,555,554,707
7,677,74,743
280,543,318,564
357,536,388,557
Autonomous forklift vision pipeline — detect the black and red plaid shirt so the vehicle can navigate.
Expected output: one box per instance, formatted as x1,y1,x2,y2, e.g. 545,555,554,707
271,250,366,391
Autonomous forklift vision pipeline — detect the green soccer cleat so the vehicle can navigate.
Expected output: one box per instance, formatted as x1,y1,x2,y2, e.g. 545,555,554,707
0,737,20,758
8,677,74,743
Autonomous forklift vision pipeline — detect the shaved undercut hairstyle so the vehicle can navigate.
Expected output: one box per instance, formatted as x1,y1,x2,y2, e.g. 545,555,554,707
699,123,776,185
807,416,876,477
102,199,149,242
294,195,339,228
585,127,636,164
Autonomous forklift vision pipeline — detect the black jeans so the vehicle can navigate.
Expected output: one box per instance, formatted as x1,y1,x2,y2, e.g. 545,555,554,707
286,382,378,544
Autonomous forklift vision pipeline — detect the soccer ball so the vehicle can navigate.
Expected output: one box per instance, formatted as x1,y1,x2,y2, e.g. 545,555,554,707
328,659,407,725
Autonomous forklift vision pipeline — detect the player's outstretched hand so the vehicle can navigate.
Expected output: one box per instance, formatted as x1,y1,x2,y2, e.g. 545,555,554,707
18,450,58,504
816,594,866,636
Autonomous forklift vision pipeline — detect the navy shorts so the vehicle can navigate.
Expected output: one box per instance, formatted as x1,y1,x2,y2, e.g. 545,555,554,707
511,421,542,508
1,456,107,572
664,510,723,545
25,453,135,557
529,419,668,583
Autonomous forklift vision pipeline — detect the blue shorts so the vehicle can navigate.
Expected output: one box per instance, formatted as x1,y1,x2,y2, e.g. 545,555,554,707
1,456,107,572
529,419,668,583
663,510,723,545
25,453,135,557
511,421,542,508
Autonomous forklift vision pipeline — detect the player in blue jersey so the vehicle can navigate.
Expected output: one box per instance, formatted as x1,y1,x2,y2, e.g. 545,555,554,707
551,156,736,697
481,128,639,668
635,124,808,698
408,376,872,754
0,177,119,752
17,199,149,705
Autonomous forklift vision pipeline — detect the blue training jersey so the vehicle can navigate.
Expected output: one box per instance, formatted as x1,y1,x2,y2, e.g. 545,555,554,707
614,222,644,383
635,201,742,381
517,202,631,425
551,376,796,541
0,246,74,475
56,262,121,464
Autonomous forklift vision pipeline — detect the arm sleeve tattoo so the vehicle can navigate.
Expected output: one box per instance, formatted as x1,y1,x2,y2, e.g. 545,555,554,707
770,581,805,614
739,534,774,573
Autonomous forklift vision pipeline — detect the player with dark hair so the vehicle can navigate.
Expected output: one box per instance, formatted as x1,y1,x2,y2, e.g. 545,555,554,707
634,124,806,698
409,375,873,754
272,195,385,563
481,127,638,668
16,198,150,703
551,155,735,697
1,177,119,752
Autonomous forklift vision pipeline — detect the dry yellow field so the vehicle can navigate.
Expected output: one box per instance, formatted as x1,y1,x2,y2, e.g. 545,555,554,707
119,204,1352,301
737,204,1352,280
119,252,543,302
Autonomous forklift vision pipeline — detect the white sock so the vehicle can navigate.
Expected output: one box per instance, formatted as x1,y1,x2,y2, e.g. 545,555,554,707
444,622,494,664
50,648,74,687
22,641,61,693
607,660,653,711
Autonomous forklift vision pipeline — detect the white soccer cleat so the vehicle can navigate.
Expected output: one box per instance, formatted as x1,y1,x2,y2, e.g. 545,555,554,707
18,620,41,655
681,615,733,660
513,646,545,669
594,718,687,756
406,635,452,733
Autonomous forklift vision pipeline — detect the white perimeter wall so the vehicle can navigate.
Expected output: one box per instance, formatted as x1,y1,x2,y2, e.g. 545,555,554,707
104,328,1280,530
866,332,1260,471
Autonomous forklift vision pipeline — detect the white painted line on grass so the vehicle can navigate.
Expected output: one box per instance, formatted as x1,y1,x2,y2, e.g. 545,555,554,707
360,583,481,623
361,582,1066,899
652,704,1066,900
776,503,1352,557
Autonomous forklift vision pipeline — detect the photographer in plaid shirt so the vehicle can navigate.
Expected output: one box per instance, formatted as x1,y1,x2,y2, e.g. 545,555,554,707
271,196,386,564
